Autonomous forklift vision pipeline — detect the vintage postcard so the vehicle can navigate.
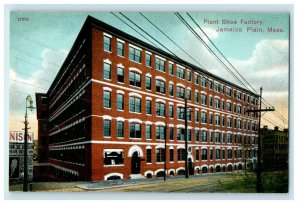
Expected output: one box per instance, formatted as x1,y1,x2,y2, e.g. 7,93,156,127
8,10,289,195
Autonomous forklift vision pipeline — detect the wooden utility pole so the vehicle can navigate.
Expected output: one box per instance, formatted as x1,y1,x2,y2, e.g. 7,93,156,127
184,98,188,179
246,87,275,193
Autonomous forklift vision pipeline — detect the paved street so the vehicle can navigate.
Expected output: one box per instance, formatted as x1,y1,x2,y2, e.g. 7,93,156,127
9,172,257,192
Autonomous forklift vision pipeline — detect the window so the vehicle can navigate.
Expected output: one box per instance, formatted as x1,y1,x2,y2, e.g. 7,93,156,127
186,89,191,100
214,82,221,92
202,149,207,160
201,76,207,87
201,131,207,142
103,91,111,108
226,87,232,96
169,84,174,96
215,132,220,143
237,120,242,129
156,148,165,162
177,86,185,99
104,36,111,52
227,133,232,143
169,105,174,118
155,58,165,72
176,66,185,79
216,149,220,159
156,102,165,117
156,80,165,94
156,126,165,140
129,47,141,63
117,121,124,138
227,149,232,159
195,130,200,141
227,102,232,112
209,113,213,125
222,116,225,126
146,53,151,67
252,122,256,131
209,131,213,143
41,123,47,132
194,74,199,84
170,149,174,162
147,149,152,163
177,128,185,141
177,149,185,161
117,94,124,110
104,150,124,165
210,149,213,160
222,100,225,110
169,63,174,75
201,94,207,105
169,127,174,140
103,120,111,137
209,96,213,107
146,125,151,139
238,149,242,158
146,100,151,114
208,80,213,89
129,97,141,113
201,112,207,123
237,91,242,100
117,41,124,56
222,149,226,159
129,123,141,138
214,98,220,109
129,71,141,87
146,76,152,90
177,107,185,120
215,115,220,126
196,149,200,161
117,67,124,83
187,129,191,141
237,105,242,114
103,62,111,80
227,117,232,128
195,111,199,122
195,92,199,103
187,70,191,81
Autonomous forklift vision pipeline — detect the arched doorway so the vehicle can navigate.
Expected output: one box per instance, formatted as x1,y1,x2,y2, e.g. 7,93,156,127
188,158,194,176
131,151,140,174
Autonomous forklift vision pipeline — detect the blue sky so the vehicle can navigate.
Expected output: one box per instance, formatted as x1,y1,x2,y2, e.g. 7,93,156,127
9,11,289,135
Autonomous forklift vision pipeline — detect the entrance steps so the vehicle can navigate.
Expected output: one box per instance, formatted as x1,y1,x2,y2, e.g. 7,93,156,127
129,174,145,179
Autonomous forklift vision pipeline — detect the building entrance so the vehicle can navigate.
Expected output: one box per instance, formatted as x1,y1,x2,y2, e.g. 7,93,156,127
131,151,140,174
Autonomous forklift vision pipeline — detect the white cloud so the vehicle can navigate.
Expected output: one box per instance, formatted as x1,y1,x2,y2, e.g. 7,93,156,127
177,37,289,126
9,49,68,137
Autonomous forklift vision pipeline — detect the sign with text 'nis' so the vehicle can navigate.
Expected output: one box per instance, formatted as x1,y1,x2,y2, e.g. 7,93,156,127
9,131,34,143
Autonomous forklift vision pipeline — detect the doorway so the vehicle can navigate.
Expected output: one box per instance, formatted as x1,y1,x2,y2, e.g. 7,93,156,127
131,151,140,174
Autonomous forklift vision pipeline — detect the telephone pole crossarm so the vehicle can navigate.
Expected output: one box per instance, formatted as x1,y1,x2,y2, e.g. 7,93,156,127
246,108,275,113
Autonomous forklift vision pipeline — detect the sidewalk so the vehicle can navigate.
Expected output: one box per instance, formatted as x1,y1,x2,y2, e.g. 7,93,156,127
76,172,240,191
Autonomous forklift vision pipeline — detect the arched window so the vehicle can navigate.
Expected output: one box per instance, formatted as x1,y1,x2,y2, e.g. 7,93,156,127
216,165,221,172
156,171,165,177
178,169,185,175
210,166,214,173
202,166,208,173
228,164,233,172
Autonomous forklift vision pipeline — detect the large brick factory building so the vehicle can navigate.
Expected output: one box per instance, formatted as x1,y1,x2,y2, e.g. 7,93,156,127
35,15,259,181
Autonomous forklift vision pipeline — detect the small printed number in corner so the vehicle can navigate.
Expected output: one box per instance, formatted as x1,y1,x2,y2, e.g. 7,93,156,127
17,17,29,22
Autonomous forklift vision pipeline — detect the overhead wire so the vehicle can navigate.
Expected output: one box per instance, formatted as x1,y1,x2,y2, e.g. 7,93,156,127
119,12,178,58
178,12,288,125
186,12,288,125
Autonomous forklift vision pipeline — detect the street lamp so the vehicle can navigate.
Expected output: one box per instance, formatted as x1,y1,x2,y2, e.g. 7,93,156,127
23,95,34,192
